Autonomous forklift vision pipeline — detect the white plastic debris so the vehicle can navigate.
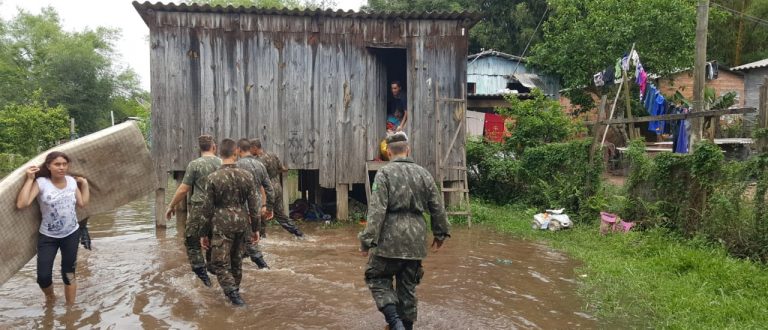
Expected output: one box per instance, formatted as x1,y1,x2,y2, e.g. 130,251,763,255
532,209,572,231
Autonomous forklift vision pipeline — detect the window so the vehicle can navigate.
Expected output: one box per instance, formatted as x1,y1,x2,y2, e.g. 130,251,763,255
467,82,476,95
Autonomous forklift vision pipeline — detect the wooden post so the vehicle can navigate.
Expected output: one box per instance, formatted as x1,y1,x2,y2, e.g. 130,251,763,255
281,172,290,214
336,184,349,221
70,118,76,140
435,82,442,182
589,95,609,164
173,171,187,228
622,69,636,139
758,76,768,153
691,0,710,148
155,171,168,228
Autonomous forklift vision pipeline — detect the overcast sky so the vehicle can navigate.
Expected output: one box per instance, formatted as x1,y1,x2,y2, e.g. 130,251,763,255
0,0,366,91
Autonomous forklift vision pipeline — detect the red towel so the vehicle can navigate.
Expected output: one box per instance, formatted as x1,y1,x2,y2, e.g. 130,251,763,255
484,113,505,143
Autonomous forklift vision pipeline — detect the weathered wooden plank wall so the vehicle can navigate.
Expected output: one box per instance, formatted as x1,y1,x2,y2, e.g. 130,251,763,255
147,10,468,188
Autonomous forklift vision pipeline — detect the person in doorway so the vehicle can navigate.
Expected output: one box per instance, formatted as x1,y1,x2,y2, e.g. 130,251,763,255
250,139,305,239
165,135,220,287
387,80,408,133
200,138,260,306
16,151,90,305
235,138,274,269
359,132,450,330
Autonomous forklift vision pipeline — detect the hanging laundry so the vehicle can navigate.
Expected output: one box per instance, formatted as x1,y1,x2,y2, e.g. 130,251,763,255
637,68,648,99
614,58,622,82
644,85,657,113
621,54,631,72
629,50,640,67
484,113,505,143
648,91,666,134
594,71,605,87
603,65,616,86
674,113,689,153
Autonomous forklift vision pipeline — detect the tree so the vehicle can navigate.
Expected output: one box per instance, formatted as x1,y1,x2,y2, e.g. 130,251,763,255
364,0,548,56
708,0,768,67
1,8,142,134
498,89,580,155
529,0,697,90
0,92,69,157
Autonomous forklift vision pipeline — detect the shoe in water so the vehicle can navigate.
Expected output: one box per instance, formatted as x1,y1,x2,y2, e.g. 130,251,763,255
192,267,212,287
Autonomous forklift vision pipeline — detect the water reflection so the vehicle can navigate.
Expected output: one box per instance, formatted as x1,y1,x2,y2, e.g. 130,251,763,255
0,195,599,329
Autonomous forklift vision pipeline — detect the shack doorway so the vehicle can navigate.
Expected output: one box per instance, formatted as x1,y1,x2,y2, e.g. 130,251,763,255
370,47,407,136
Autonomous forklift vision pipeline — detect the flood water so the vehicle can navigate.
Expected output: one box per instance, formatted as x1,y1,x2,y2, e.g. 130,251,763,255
0,195,599,329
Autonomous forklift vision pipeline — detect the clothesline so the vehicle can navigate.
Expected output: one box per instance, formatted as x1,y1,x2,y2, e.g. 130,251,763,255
593,47,696,153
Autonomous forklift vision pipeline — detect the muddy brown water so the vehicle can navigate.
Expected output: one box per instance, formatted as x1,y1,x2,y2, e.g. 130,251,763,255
0,195,598,329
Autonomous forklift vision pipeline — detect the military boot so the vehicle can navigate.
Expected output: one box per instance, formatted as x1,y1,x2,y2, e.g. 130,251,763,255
192,267,212,287
382,305,406,330
250,255,270,269
402,320,413,330
226,289,245,306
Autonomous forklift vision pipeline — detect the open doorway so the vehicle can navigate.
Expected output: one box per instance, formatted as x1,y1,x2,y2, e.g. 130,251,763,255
370,48,407,136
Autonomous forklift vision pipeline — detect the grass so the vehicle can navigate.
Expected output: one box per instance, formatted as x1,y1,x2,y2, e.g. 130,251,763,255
462,201,768,329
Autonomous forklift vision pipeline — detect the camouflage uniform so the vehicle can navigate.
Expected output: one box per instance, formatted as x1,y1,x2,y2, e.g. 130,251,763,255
200,164,260,295
358,156,450,324
235,157,275,260
255,152,303,237
181,155,221,269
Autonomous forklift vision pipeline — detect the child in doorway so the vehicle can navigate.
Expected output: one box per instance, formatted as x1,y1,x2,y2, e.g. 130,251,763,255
386,108,405,134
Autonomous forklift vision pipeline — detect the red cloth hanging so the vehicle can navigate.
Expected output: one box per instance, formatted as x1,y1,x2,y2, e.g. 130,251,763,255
484,113,505,143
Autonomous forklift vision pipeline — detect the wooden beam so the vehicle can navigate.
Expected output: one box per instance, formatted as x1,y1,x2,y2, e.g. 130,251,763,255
758,76,768,152
589,95,609,164
155,171,168,228
439,98,466,103
441,115,465,168
336,184,349,221
467,98,511,109
281,172,289,216
584,107,756,126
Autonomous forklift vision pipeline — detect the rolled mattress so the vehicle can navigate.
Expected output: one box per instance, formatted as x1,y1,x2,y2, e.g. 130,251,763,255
0,121,155,285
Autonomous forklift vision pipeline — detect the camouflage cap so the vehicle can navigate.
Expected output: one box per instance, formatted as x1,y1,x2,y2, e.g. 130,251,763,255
386,132,408,145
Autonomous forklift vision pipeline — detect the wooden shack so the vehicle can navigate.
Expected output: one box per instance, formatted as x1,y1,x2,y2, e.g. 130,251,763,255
133,1,479,224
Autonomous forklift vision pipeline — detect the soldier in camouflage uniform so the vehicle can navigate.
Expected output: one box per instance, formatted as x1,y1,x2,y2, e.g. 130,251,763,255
235,138,274,269
358,132,450,330
166,135,221,287
250,139,304,238
199,138,260,306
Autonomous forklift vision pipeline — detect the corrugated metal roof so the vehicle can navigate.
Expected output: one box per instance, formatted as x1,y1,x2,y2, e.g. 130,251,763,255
731,58,768,71
132,1,481,25
468,50,526,62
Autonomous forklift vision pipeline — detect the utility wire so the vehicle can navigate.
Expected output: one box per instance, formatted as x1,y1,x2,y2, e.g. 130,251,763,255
511,6,549,75
711,2,768,27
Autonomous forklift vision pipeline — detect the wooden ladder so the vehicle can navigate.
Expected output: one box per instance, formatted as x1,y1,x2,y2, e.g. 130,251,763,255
435,83,472,226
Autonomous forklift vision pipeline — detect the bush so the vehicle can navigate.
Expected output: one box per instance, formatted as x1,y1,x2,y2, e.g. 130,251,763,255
467,88,598,221
468,138,602,221
0,153,27,177
622,140,768,261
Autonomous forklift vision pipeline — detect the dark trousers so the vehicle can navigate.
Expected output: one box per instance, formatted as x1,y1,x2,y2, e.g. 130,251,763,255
37,230,80,288
364,255,424,322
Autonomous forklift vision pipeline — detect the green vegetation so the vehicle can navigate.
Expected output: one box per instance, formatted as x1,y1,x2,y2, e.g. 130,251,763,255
464,201,768,329
467,90,599,219
0,7,149,157
365,0,548,57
